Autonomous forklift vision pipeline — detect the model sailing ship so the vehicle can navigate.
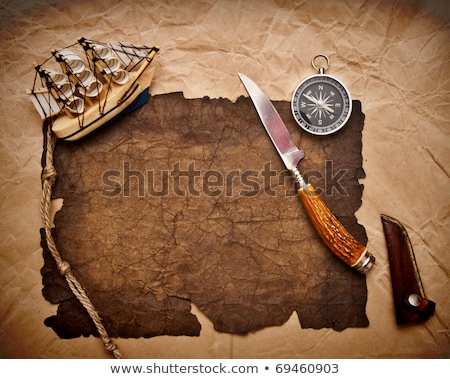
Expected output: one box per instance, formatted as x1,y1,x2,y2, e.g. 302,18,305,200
27,37,159,141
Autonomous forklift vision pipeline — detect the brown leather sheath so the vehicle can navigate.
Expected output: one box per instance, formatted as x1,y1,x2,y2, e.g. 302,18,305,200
381,214,435,325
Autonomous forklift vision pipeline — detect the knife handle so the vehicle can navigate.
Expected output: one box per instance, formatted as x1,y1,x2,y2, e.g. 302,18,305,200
298,183,375,274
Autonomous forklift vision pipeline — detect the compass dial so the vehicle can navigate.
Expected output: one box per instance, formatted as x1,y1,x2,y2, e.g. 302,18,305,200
291,74,352,135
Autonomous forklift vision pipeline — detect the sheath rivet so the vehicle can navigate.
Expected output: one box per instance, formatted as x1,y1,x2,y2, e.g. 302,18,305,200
407,294,421,307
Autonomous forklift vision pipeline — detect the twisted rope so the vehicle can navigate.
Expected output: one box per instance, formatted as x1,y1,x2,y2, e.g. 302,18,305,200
40,123,122,359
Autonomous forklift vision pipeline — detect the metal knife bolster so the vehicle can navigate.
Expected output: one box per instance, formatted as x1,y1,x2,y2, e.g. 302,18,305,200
381,214,436,324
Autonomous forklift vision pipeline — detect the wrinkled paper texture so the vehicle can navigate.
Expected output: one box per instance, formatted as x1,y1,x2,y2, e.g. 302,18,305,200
1,0,449,359
42,93,368,339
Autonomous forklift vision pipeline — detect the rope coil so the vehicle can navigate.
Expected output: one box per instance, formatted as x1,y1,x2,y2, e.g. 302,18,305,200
40,122,122,359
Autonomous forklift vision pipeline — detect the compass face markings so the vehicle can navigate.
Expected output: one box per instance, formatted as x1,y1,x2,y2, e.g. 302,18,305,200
291,74,352,135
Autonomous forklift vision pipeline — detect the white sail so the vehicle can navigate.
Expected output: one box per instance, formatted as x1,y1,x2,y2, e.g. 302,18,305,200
76,68,103,97
57,48,86,74
45,68,69,85
28,90,62,119
83,40,131,85
65,96,85,114
100,56,131,84
79,79,103,97
108,41,149,67
90,43,114,59
75,69,95,86
111,69,130,85
101,57,121,73
42,68,77,100
58,82,77,100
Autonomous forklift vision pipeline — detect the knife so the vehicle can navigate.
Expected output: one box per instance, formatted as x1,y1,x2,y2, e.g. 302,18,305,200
238,73,375,274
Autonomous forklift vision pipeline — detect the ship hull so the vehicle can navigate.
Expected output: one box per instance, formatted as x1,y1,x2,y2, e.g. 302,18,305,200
51,67,155,141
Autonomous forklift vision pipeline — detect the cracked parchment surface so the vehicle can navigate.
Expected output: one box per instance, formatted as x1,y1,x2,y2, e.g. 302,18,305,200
41,93,369,339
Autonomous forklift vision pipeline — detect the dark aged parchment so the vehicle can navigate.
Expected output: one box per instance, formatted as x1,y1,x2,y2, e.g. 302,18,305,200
41,93,369,339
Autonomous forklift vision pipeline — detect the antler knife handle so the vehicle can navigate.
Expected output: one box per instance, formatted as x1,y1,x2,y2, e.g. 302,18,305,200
298,183,375,274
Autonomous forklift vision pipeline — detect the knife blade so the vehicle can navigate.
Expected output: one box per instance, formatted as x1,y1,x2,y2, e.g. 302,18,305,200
238,73,375,274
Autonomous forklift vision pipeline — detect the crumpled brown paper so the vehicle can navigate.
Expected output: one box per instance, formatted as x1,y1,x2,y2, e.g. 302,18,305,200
41,92,369,339
1,0,449,360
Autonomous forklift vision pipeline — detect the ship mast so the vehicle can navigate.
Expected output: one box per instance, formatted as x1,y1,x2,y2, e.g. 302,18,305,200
117,46,159,105
78,37,113,85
